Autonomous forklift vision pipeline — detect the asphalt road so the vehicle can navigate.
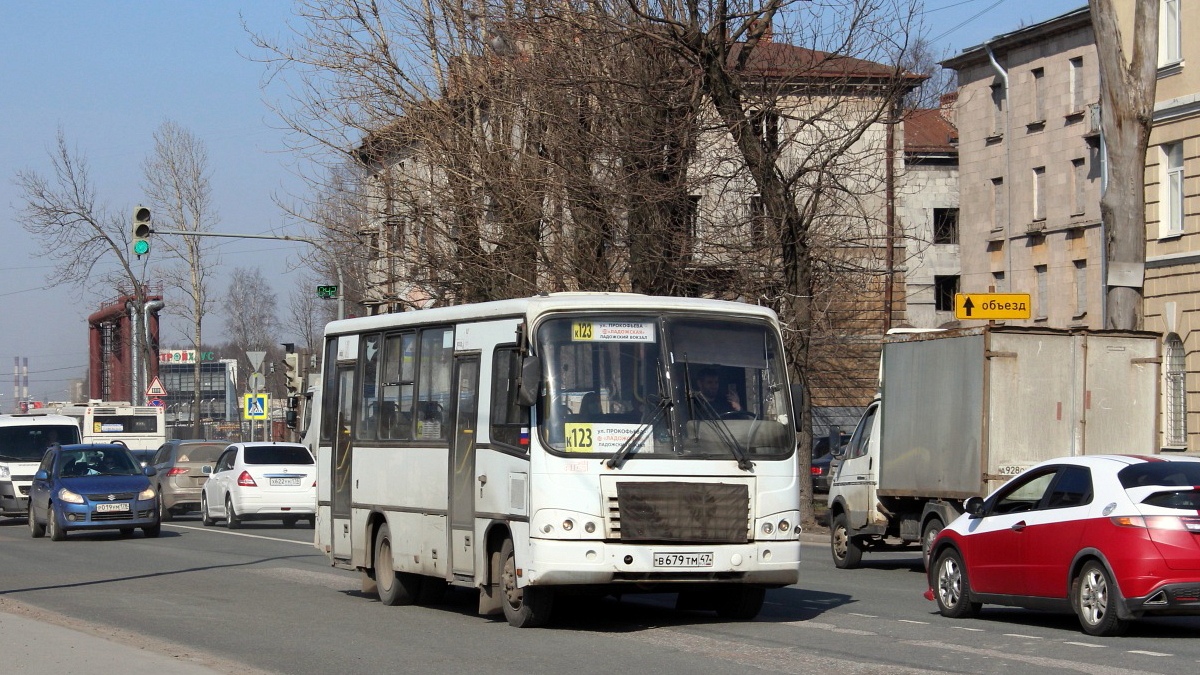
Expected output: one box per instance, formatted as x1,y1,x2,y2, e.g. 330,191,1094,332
1,515,1199,675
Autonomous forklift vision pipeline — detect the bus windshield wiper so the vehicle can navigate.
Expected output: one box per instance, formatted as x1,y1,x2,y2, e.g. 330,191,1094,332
606,394,671,470
688,392,754,472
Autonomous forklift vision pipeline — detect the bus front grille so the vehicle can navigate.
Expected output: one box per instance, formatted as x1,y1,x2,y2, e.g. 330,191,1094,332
606,482,750,543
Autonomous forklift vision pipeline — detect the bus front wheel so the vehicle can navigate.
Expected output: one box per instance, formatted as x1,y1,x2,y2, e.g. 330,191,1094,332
500,537,553,627
374,524,420,606
715,586,766,620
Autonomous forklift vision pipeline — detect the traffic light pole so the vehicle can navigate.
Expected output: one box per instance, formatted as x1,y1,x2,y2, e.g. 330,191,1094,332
147,229,346,320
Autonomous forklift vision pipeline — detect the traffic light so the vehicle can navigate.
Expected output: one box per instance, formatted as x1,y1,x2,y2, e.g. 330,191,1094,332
282,347,302,395
132,207,152,258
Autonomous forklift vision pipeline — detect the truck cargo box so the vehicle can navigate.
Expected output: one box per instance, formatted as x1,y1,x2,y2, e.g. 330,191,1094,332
877,327,1160,499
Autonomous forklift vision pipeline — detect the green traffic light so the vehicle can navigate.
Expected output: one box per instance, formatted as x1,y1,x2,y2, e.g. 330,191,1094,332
133,240,150,256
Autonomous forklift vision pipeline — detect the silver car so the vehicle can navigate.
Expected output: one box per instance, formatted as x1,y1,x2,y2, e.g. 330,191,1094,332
150,440,227,520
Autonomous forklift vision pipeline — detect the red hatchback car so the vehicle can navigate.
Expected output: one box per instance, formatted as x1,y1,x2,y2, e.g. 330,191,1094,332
926,454,1200,636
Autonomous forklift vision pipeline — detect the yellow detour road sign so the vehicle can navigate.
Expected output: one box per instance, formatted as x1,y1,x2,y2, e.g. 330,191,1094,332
243,393,269,420
955,293,1032,320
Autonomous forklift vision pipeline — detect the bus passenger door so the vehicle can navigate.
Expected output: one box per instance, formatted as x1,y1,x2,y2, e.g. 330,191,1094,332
331,365,355,562
449,356,480,577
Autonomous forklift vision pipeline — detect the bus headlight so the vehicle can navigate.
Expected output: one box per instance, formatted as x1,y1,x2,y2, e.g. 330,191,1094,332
531,509,603,540
761,522,774,535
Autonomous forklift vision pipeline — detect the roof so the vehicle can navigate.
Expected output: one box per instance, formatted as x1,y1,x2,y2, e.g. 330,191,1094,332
903,108,957,154
731,41,924,86
941,6,1091,70
325,292,780,336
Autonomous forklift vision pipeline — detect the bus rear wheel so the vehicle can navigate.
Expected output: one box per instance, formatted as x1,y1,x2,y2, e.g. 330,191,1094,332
374,524,420,606
500,537,552,627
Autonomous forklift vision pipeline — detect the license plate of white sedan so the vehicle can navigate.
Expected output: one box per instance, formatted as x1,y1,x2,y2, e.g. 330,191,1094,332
653,552,714,567
269,477,302,486
95,502,130,513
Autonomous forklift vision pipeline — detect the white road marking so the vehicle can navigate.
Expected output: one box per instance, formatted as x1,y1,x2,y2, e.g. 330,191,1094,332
847,612,877,618
782,620,877,636
1063,641,1106,648
897,619,928,625
1127,650,1171,657
1003,633,1044,640
167,523,316,547
953,626,984,632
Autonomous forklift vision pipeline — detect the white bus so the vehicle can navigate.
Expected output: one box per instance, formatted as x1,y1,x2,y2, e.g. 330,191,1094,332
53,402,167,460
313,293,801,627
0,413,82,518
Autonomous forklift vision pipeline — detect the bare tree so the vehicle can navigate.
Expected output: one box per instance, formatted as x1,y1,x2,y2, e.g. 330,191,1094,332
142,121,220,437
222,266,280,390
254,0,922,525
14,129,157,400
1090,0,1158,329
286,269,337,351
612,0,921,521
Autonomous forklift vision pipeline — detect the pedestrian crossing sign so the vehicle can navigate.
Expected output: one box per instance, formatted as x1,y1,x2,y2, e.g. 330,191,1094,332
243,393,269,420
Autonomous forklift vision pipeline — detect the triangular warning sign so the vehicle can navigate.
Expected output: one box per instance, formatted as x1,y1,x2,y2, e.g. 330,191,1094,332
145,376,167,397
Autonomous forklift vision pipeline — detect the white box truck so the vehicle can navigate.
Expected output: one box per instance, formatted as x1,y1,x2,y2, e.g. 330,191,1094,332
826,326,1161,569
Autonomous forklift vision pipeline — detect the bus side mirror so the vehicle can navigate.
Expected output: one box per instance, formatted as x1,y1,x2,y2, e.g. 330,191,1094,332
516,356,542,408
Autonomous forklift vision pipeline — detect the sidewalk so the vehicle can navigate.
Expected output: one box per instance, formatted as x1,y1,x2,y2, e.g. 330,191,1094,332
0,601,234,675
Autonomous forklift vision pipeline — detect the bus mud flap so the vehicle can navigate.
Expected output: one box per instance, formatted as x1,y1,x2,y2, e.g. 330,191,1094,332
478,547,504,615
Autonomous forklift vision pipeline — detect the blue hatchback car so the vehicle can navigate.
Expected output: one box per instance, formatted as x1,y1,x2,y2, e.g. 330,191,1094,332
28,443,161,540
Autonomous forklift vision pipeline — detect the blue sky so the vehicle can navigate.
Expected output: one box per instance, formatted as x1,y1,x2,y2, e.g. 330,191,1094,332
0,0,1088,403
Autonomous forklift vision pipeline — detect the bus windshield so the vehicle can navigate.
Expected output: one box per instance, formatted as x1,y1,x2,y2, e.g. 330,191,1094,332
537,314,794,462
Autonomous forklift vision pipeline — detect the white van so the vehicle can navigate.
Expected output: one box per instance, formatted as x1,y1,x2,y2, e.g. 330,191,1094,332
0,414,82,517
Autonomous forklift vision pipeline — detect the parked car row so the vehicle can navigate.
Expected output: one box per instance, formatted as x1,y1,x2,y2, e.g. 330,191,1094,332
26,440,316,541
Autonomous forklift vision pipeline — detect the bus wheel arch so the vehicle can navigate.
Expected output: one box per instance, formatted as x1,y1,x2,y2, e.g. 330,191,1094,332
499,535,553,627
364,510,389,574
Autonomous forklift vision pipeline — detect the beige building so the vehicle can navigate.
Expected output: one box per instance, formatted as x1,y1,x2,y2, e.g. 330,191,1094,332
897,102,960,328
1138,0,1198,451
943,8,1105,330
948,2,1198,453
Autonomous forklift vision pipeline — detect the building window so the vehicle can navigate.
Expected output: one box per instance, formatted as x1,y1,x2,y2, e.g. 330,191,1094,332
1035,264,1048,319
1161,0,1182,67
1069,57,1085,111
933,208,959,244
1071,158,1087,216
1031,68,1045,122
991,177,1005,231
992,271,1007,293
749,194,769,245
1033,166,1046,221
1073,260,1087,318
1166,333,1188,447
990,83,1006,136
934,276,959,312
749,109,780,154
1161,142,1184,237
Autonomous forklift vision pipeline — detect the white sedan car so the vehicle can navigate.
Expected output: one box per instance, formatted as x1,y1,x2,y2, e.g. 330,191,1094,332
201,442,316,528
